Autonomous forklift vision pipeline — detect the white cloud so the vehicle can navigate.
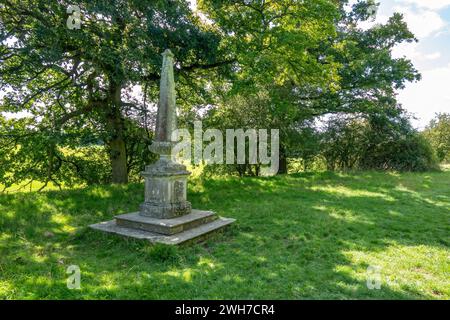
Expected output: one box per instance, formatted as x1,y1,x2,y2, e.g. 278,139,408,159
392,45,449,128
392,42,442,63
385,1,450,127
396,0,450,10
392,42,421,59
397,65,450,128
424,52,442,60
357,3,447,39
393,6,447,39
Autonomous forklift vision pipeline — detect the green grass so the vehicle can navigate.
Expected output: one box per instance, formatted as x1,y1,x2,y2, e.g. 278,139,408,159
0,170,449,299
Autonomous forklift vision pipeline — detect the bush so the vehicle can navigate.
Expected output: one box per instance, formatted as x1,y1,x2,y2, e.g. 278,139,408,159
422,113,450,163
360,134,439,172
59,146,111,185
321,113,439,172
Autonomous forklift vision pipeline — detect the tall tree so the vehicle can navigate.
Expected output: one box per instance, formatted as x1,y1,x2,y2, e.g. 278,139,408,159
198,0,341,173
0,0,233,183
199,0,421,174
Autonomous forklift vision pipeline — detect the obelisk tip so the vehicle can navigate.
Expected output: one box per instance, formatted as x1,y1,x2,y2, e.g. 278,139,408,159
162,49,174,58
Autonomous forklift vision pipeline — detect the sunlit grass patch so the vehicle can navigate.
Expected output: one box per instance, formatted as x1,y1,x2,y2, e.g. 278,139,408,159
0,170,449,299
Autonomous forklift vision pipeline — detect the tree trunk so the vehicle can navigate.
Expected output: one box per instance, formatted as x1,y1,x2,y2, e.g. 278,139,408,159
278,149,288,175
278,157,287,174
107,83,128,184
109,137,128,184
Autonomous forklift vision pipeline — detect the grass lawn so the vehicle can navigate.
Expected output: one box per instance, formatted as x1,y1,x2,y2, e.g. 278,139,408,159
0,170,449,299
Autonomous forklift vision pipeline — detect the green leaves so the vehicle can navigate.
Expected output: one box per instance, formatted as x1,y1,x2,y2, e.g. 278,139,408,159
321,112,439,172
423,113,450,163
199,0,340,90
0,0,426,185
1,0,232,185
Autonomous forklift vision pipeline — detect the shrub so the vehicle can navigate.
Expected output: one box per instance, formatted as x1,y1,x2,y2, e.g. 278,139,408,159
321,113,439,172
360,134,439,172
422,113,450,163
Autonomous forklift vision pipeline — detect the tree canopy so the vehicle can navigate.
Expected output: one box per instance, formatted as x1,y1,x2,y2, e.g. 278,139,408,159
1,0,232,184
0,0,427,187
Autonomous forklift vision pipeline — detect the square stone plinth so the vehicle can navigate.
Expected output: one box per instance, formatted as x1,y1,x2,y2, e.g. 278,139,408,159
116,210,218,235
90,210,235,245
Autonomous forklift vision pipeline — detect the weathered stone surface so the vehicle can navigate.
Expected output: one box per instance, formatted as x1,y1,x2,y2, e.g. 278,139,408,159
116,210,217,235
90,217,236,245
139,49,192,219
154,49,177,142
139,173,191,218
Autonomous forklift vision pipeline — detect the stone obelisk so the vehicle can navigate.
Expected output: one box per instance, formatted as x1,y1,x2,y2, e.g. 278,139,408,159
90,49,235,245
139,49,192,219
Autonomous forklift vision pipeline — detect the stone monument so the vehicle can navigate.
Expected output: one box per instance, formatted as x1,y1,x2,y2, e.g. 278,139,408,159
90,49,235,245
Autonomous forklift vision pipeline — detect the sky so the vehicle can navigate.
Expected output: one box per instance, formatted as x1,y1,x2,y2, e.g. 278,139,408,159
360,0,450,128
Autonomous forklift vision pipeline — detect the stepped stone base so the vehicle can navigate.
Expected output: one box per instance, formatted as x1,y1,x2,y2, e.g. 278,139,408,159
90,210,235,245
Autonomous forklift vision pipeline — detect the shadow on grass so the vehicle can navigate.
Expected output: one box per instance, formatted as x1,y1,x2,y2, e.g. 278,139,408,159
0,171,448,299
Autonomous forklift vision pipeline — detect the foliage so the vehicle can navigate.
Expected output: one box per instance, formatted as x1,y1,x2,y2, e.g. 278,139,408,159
57,146,111,185
321,115,369,171
0,0,429,186
195,0,421,175
199,0,340,90
0,0,232,184
0,112,109,189
199,89,322,176
321,112,439,172
201,90,284,176
422,113,450,163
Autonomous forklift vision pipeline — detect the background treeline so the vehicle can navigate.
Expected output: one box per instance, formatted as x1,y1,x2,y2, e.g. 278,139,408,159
300,112,445,173
203,110,447,177
0,0,448,189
